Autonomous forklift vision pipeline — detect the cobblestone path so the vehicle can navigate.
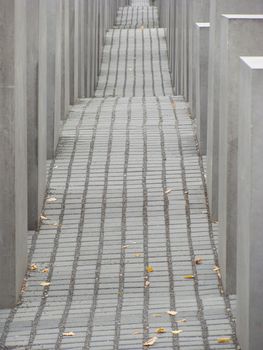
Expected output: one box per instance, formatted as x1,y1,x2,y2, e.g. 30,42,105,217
0,1,238,350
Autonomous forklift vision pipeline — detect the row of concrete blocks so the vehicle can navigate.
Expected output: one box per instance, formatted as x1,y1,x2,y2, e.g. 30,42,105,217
0,0,118,308
157,1,263,349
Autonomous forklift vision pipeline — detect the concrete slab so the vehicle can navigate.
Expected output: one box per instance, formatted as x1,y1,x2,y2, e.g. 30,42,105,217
218,15,263,294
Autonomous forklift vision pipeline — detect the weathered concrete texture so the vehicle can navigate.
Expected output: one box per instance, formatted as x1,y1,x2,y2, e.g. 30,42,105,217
188,0,210,117
69,0,75,105
195,22,209,156
237,57,263,350
64,0,70,119
206,0,263,221
218,15,263,294
0,0,28,308
27,0,47,230
47,0,58,159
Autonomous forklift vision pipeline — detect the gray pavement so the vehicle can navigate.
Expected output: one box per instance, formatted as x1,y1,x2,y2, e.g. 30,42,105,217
0,1,238,349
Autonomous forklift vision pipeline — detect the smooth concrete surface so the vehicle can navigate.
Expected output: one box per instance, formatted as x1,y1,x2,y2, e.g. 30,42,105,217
69,0,75,105
218,15,263,294
206,0,263,222
74,0,80,101
47,0,57,159
0,0,28,308
64,0,70,118
195,22,209,156
237,57,263,350
26,0,47,230
188,0,210,116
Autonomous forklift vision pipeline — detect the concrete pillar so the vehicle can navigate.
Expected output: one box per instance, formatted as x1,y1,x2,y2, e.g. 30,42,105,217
0,0,27,308
206,0,263,221
195,22,209,156
69,0,75,105
188,0,210,117
218,15,263,294
46,0,57,159
64,0,70,118
55,0,63,128
26,0,47,230
237,56,263,350
74,0,80,101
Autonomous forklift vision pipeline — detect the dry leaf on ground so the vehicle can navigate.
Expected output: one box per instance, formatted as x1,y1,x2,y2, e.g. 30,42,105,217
171,330,183,335
134,253,142,257
143,336,157,346
195,257,204,265
177,319,187,323
40,215,48,221
155,328,166,334
145,281,150,288
217,337,232,344
146,265,154,273
40,282,51,287
165,188,174,195
167,310,177,316
41,268,49,274
30,264,38,271
63,332,75,337
183,275,194,279
213,266,220,272
153,313,162,317
47,197,57,203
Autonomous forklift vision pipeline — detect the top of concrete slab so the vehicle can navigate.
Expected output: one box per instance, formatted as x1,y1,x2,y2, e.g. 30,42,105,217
240,56,263,69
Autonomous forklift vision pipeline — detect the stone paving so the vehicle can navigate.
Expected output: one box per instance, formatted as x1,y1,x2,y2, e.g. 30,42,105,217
0,1,238,350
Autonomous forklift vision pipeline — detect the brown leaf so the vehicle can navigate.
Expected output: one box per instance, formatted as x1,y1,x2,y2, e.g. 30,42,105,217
217,337,232,344
63,332,75,337
167,310,177,316
41,268,49,274
195,257,204,265
213,266,220,272
146,265,154,273
171,330,183,335
143,336,157,347
155,327,166,334
40,215,48,221
145,281,150,288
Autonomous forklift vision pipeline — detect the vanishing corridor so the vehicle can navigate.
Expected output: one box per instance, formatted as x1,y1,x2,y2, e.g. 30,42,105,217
0,1,238,349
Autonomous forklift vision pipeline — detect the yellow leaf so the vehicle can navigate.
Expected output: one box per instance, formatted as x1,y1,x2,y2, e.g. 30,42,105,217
47,197,57,203
143,336,157,347
172,330,183,335
63,332,75,337
165,188,174,195
167,310,177,316
213,266,220,272
146,266,154,273
134,253,143,257
183,275,194,279
195,257,204,265
155,327,166,334
30,264,38,271
40,282,51,287
217,337,232,344
41,268,49,274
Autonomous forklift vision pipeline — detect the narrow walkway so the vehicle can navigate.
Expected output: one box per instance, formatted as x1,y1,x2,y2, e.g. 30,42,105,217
0,2,238,350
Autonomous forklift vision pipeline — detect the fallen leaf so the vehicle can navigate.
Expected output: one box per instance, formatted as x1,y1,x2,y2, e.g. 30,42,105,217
146,265,154,273
195,258,204,265
145,281,150,288
41,268,49,274
134,253,143,257
183,275,194,279
123,245,129,249
40,215,48,221
155,327,166,334
47,197,57,203
143,336,157,347
40,282,51,287
213,266,220,272
141,25,144,31
63,332,75,337
172,330,183,335
177,319,187,323
153,313,162,317
133,330,142,335
167,310,177,316
217,337,232,344
165,188,173,195
30,264,38,271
